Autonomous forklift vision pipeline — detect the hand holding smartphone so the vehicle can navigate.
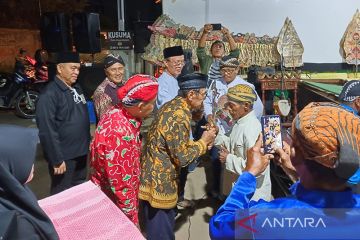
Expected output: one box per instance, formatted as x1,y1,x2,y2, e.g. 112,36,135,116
211,23,222,31
261,115,283,154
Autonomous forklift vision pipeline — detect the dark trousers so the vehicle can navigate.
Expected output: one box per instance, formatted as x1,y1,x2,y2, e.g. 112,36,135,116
178,166,188,201
178,116,207,200
49,155,87,195
141,201,176,240
210,147,221,193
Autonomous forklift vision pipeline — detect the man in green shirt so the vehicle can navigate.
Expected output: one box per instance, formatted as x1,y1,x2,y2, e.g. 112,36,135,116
197,24,240,78
196,24,240,198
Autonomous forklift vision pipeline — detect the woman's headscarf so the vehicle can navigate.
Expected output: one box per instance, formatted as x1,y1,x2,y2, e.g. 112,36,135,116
0,125,58,240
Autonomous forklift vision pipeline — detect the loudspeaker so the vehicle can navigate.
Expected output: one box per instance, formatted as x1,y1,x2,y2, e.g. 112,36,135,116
72,13,101,53
133,21,152,53
40,12,72,52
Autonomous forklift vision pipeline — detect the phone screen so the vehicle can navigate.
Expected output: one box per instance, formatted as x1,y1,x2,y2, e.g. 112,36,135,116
211,23,222,31
261,115,283,154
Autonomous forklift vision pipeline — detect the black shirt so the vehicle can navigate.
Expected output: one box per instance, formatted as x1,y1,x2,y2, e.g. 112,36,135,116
36,76,90,166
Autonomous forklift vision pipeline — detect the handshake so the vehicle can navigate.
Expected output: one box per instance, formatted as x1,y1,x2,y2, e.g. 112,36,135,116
200,120,218,150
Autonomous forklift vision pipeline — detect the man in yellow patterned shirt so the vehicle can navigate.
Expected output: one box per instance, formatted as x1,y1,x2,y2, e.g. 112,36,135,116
139,72,216,240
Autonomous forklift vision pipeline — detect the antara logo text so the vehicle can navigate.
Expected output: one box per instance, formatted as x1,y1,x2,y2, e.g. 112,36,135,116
237,213,326,233
261,217,327,228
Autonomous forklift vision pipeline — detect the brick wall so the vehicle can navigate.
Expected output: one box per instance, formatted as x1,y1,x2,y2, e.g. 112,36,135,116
0,28,41,73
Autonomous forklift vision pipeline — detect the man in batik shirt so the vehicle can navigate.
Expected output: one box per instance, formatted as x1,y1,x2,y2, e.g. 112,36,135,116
139,73,217,240
93,54,126,120
90,74,159,226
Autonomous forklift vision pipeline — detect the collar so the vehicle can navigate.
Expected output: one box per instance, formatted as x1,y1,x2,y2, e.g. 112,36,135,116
290,181,356,208
54,76,70,91
234,110,256,125
55,76,81,92
105,78,119,88
220,75,241,87
119,106,142,129
175,96,191,113
164,71,178,81
340,104,359,116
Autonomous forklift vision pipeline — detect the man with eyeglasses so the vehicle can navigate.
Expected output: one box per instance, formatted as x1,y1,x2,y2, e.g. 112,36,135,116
36,52,90,195
139,73,217,240
155,46,185,110
93,54,126,120
204,56,264,199
155,46,198,209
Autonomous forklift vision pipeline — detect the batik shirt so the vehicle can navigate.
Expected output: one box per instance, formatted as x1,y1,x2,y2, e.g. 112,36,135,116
139,96,207,209
93,78,120,120
90,106,141,225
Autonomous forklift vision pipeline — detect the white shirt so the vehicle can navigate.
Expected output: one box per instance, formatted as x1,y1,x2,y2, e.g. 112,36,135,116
214,110,271,201
204,75,264,134
155,71,179,110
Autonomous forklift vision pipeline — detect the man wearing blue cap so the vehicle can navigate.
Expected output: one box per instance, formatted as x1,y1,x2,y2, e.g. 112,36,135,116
36,52,90,195
139,73,217,240
338,80,360,187
93,54,126,119
339,80,360,117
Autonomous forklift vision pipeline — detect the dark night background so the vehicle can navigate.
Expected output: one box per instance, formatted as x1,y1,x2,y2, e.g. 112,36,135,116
0,0,162,31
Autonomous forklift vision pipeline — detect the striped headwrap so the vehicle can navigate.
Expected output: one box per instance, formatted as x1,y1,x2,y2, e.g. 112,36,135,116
339,80,360,102
227,84,257,104
219,56,239,69
292,102,360,179
117,74,159,106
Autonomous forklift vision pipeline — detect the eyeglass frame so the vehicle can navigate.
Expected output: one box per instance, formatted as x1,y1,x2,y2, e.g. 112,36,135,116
220,67,238,75
165,59,185,66
194,89,208,98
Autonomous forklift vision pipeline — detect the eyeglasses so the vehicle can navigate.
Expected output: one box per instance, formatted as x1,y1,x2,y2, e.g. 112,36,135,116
196,90,208,98
166,60,185,66
220,68,237,75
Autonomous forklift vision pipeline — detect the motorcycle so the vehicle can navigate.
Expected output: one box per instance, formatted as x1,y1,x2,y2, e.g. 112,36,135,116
0,60,47,119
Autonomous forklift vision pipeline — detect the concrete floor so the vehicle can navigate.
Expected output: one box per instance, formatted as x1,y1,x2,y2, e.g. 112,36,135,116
0,108,221,240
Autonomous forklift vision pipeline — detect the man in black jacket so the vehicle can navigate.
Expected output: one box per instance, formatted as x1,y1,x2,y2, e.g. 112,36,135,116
36,52,90,195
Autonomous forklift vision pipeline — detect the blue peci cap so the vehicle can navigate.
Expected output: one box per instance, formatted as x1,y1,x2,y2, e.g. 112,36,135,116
177,73,208,90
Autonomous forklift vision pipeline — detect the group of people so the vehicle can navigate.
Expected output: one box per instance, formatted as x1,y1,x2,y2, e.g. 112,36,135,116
2,22,360,240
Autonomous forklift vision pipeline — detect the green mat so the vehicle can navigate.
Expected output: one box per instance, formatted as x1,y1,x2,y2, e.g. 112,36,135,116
302,81,344,96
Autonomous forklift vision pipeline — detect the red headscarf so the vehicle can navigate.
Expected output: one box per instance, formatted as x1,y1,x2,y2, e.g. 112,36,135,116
117,74,159,106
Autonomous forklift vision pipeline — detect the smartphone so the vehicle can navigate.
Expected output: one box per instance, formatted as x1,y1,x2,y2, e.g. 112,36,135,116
211,23,222,31
261,115,283,154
